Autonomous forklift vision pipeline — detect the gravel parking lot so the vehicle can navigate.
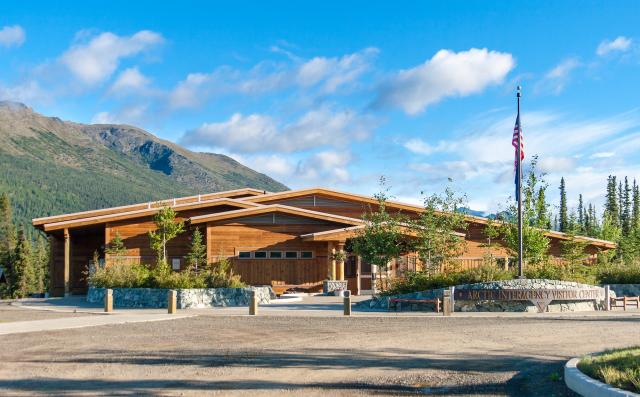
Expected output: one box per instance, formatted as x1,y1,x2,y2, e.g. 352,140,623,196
0,302,88,323
1,308,639,396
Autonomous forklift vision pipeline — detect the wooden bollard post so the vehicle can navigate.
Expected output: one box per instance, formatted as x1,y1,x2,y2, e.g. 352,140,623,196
604,285,611,311
168,290,177,314
442,289,452,316
343,290,352,316
249,290,258,315
104,289,113,313
450,286,455,313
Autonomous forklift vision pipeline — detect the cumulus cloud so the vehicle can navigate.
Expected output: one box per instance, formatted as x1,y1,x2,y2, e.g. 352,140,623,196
0,80,49,103
60,30,163,85
535,57,581,95
403,138,454,155
109,67,151,94
181,107,374,153
537,156,577,173
168,47,377,109
597,36,633,56
91,104,149,125
0,25,25,48
374,48,515,114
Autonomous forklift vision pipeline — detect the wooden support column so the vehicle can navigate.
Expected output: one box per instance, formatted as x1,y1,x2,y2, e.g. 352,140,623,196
63,228,71,296
356,256,362,295
337,242,345,281
329,242,336,280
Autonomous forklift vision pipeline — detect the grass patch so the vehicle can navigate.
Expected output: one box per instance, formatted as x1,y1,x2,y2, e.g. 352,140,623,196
578,347,640,393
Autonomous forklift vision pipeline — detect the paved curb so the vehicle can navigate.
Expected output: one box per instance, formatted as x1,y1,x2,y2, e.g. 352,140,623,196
565,357,639,396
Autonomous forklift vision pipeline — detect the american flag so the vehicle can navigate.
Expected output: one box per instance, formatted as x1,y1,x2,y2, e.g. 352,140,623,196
512,112,524,200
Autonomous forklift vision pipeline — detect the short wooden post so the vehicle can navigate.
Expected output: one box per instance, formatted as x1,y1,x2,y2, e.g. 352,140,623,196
249,290,258,315
624,296,628,311
443,289,452,316
450,286,455,313
104,289,113,313
168,290,177,314
343,290,351,316
604,285,611,311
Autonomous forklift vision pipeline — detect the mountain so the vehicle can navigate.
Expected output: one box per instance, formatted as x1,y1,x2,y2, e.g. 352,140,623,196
0,101,287,230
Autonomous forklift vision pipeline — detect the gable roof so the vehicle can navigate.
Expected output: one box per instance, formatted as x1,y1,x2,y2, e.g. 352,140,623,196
300,224,466,242
241,187,616,249
33,188,268,227
41,198,260,232
189,204,365,226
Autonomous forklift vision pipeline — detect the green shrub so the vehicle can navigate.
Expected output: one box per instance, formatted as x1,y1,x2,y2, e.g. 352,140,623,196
597,262,640,284
88,258,246,289
525,260,598,285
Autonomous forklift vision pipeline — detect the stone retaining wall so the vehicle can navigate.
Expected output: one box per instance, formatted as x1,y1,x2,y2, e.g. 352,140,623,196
357,279,608,312
87,286,272,309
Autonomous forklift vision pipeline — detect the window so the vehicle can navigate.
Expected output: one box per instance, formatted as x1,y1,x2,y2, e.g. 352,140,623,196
269,251,283,259
300,251,313,259
171,258,181,270
254,251,267,259
238,251,251,259
285,251,298,259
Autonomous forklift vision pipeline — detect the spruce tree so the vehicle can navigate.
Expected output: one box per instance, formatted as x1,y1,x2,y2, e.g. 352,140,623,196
622,176,632,237
605,175,619,226
0,193,16,263
535,186,551,229
10,229,35,298
632,180,640,233
618,180,624,226
577,194,584,233
186,227,207,272
559,177,568,232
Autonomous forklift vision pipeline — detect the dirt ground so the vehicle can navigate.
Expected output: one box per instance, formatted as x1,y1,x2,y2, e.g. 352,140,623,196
1,311,639,396
0,303,88,323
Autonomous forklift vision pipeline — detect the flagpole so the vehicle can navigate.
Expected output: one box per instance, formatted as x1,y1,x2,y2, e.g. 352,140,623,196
517,86,524,279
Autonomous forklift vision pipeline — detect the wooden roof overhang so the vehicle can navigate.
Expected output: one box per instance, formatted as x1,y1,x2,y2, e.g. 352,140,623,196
41,198,261,232
300,224,467,242
242,187,617,250
189,204,365,226
32,187,269,228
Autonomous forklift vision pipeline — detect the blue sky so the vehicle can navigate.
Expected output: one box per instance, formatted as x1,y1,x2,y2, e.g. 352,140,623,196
1,1,639,214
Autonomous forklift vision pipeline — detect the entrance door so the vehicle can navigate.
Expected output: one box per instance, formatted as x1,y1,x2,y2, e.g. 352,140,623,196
359,257,374,295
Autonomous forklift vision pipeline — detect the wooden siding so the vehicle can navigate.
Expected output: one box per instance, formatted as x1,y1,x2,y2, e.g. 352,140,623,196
207,222,341,286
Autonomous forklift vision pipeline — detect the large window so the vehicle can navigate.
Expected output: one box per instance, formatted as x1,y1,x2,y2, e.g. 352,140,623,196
254,251,267,259
238,251,251,259
269,251,282,259
285,251,298,259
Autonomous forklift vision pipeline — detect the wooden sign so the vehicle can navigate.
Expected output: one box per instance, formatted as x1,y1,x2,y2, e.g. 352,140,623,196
454,288,604,313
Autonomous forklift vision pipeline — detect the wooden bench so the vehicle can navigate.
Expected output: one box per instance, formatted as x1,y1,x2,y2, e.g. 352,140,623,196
389,298,441,313
610,296,640,311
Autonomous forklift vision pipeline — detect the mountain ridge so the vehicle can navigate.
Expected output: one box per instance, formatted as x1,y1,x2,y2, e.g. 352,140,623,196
0,101,287,230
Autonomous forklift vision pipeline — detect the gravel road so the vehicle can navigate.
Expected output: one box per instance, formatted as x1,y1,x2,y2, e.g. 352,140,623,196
1,313,639,396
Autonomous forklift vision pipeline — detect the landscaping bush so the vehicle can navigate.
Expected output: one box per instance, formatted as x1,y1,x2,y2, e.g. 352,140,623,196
524,260,599,285
578,347,640,393
88,258,246,289
597,262,640,284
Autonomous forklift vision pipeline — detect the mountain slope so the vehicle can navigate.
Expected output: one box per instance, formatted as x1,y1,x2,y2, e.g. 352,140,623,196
0,101,287,230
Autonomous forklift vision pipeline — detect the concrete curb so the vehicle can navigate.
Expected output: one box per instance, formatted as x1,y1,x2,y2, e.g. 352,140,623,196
565,357,639,396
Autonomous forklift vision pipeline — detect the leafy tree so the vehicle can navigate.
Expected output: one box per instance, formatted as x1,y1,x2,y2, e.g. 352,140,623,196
186,227,207,272
351,178,406,292
10,229,35,298
412,185,468,274
558,177,568,232
502,159,550,264
148,206,185,267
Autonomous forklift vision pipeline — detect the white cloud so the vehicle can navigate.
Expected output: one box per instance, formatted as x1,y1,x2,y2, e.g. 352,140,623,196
181,107,374,153
537,156,577,173
91,104,148,125
0,80,48,103
375,48,515,114
597,36,633,56
536,57,581,95
60,30,163,85
296,151,353,184
403,138,454,155
0,25,25,48
168,47,378,109
590,152,615,159
109,67,150,94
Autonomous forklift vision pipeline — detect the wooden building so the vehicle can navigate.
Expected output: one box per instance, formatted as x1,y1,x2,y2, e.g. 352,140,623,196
33,187,616,297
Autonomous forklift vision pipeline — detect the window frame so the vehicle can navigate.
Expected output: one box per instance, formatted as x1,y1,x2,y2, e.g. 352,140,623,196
237,251,252,259
269,251,283,259
253,251,268,259
284,251,298,259
299,251,314,259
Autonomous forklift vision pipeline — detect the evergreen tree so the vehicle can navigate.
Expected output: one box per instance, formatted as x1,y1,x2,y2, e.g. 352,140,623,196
105,232,127,266
0,193,17,264
559,177,568,232
605,175,619,226
622,177,632,237
618,180,624,225
186,227,207,272
10,229,35,298
32,236,49,294
632,180,640,233
535,186,551,229
577,194,584,233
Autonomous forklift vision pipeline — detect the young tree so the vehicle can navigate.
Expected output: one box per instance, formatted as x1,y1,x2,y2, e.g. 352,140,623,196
10,229,35,298
186,227,207,272
105,232,127,266
558,177,568,232
351,178,406,292
560,222,589,266
412,185,468,274
148,206,185,266
483,218,501,262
